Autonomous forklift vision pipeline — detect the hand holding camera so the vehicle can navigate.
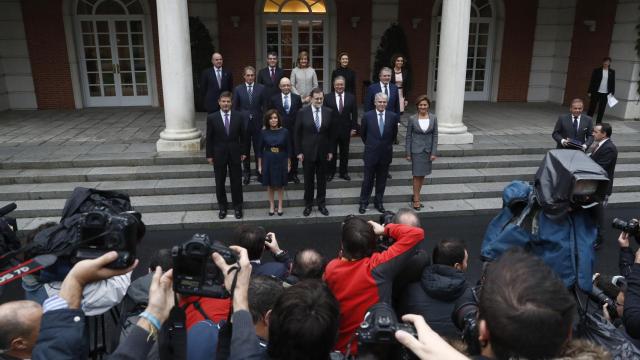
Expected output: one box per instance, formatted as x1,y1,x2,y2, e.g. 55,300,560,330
212,245,252,311
395,314,469,360
264,232,282,254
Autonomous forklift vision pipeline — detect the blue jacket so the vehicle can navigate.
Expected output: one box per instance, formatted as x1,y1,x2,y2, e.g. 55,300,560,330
364,82,400,114
360,110,399,165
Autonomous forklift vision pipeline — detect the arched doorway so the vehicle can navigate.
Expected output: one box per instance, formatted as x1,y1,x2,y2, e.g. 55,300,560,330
72,0,155,107
256,0,336,92
429,0,497,101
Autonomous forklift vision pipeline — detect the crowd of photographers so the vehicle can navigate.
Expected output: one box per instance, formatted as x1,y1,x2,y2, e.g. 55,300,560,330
1,187,640,359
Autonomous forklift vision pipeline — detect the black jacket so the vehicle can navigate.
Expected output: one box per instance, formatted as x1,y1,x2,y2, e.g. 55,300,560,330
588,67,615,95
398,264,469,339
200,67,234,113
624,263,640,339
590,139,618,195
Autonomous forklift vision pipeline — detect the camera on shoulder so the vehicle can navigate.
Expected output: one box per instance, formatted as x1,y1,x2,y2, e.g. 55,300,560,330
172,233,237,298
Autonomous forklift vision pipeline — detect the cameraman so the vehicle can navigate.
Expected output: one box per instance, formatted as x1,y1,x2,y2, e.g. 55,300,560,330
324,216,424,354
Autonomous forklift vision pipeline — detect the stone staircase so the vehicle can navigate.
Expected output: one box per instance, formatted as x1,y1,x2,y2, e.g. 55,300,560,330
2,138,640,232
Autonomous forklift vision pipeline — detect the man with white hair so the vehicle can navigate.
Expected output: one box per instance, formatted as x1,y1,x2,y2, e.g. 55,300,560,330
358,92,399,214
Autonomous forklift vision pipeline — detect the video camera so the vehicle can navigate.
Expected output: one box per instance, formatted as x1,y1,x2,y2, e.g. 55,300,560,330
357,302,418,360
452,286,481,356
172,233,237,298
612,218,639,238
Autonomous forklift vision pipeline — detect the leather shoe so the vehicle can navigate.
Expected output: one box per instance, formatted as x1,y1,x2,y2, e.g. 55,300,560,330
340,174,351,181
234,209,243,219
374,204,386,213
303,206,312,217
358,205,366,214
326,174,334,182
218,209,227,219
243,176,250,185
292,175,300,184
387,173,392,179
318,206,329,216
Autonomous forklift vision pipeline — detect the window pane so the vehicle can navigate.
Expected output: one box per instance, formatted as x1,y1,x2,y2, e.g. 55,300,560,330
135,72,147,84
103,73,114,85
84,47,97,59
83,34,95,46
131,34,144,46
95,0,126,14
101,61,113,72
118,47,130,59
267,32,278,44
89,85,101,96
476,46,487,57
128,1,143,14
132,47,145,58
98,34,110,45
104,85,116,96
312,45,322,57
121,72,132,85
120,59,132,71
130,21,143,32
312,32,322,44
96,21,109,33
136,85,148,95
116,34,129,45
99,47,111,58
122,85,134,96
281,0,310,13
134,60,146,71
466,70,473,80
298,32,309,44
465,81,472,91
115,21,128,33
86,60,98,72
478,35,488,46
282,45,292,57
81,21,94,33
476,58,486,69
476,70,485,81
479,23,489,34
474,81,484,91
87,72,100,85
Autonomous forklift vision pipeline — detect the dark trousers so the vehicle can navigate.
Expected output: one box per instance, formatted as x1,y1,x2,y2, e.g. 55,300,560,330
243,124,261,176
593,195,609,242
214,161,243,210
328,133,351,176
588,93,608,124
303,155,327,207
359,160,390,206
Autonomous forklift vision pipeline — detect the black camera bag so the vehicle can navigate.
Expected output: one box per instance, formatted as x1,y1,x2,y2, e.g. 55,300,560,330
61,187,134,220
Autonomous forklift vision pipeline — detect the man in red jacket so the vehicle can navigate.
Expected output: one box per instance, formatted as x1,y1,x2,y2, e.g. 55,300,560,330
323,216,424,355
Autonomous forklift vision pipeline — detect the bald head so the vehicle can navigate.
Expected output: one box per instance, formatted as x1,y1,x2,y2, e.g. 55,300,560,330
279,77,292,94
292,248,325,280
0,301,42,358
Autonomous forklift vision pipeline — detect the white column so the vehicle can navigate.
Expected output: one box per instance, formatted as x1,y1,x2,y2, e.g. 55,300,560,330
435,0,474,144
156,0,203,152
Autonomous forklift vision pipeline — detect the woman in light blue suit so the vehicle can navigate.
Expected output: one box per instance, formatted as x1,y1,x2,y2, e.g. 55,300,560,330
405,95,438,210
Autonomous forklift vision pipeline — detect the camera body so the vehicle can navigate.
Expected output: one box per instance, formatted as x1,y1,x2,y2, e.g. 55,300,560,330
377,211,396,251
73,211,142,269
357,303,417,359
172,234,237,298
612,218,640,237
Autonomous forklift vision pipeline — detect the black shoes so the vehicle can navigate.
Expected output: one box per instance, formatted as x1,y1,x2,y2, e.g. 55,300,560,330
292,175,300,184
340,173,351,181
303,206,312,217
277,211,284,216
218,209,227,219
387,173,392,179
326,174,335,182
358,205,366,214
243,175,250,185
318,206,329,216
374,203,386,213
235,209,243,219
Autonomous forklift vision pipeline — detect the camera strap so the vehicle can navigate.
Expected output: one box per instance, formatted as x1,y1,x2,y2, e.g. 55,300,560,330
0,254,57,287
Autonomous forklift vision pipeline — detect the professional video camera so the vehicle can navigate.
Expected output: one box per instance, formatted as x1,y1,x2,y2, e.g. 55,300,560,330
612,218,639,238
452,287,481,355
377,211,396,250
356,302,417,360
172,233,237,298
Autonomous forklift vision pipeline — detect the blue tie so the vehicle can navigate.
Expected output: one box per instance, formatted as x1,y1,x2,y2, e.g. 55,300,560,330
284,95,290,114
378,112,384,136
314,109,321,131
247,85,253,105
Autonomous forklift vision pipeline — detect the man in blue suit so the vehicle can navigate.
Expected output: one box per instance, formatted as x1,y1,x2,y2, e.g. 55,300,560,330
270,77,303,183
199,52,233,113
358,92,399,214
234,66,268,184
364,67,400,114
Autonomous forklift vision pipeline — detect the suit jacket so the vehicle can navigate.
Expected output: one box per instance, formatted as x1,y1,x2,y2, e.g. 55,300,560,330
590,139,618,195
200,67,234,113
257,66,285,100
361,110,400,165
270,92,302,130
364,82,400,114
552,113,594,149
405,113,438,156
323,91,358,138
206,110,248,163
294,106,336,161
588,67,615,95
233,83,267,130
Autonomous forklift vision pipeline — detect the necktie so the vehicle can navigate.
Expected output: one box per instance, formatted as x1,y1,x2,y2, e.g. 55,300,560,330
378,112,384,136
224,112,230,135
284,95,290,114
270,68,275,82
384,84,388,96
216,69,222,88
338,93,343,113
314,109,321,131
248,85,253,105
573,116,579,136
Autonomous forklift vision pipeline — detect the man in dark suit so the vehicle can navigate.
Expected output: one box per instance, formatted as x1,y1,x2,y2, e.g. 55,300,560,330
358,92,399,214
364,67,400,114
589,122,618,249
552,98,594,151
206,91,247,219
257,51,285,101
200,52,233,113
324,76,358,181
270,77,303,183
587,57,615,124
295,88,336,217
233,66,268,185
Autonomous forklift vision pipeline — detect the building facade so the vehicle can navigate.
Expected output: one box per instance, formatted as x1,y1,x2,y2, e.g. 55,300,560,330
0,0,638,121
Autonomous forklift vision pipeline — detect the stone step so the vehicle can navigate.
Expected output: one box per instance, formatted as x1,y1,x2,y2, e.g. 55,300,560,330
15,191,640,233
2,164,640,202
7,177,640,218
2,152,640,185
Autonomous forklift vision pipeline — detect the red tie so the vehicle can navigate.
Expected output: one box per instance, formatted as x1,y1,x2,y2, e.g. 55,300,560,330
338,93,344,113
270,68,275,82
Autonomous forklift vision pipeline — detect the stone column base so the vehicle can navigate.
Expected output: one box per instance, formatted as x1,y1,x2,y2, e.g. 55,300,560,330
438,132,474,144
156,136,204,152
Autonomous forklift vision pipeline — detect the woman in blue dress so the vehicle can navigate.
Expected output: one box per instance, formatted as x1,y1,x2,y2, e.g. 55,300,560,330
257,109,291,216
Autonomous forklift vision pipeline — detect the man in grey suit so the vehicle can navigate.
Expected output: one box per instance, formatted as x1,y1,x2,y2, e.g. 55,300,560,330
552,98,594,151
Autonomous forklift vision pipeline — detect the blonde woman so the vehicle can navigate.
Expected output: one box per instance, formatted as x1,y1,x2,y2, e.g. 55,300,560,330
290,50,318,104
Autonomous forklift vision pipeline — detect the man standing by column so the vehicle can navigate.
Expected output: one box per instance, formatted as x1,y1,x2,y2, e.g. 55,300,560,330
200,52,233,113
552,98,594,151
588,123,618,249
324,76,358,181
587,57,615,124
257,52,285,102
234,66,267,185
270,77,303,184
358,93,399,214
295,88,335,217
206,92,247,220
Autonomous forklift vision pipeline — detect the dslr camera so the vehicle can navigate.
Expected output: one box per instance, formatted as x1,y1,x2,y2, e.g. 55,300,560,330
452,287,481,355
377,211,396,251
612,218,640,238
73,210,144,269
357,302,417,360
172,233,237,298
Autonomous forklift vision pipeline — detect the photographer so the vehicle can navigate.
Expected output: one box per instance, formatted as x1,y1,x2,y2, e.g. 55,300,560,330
211,246,340,360
621,225,640,339
284,248,325,285
324,216,424,354
230,225,292,280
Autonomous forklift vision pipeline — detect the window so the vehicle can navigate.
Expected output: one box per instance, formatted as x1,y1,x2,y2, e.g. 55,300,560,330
76,0,143,15
264,0,326,13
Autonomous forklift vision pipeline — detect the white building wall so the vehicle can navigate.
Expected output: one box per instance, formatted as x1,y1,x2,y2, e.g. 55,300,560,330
188,0,219,50
608,0,639,120
0,0,37,110
527,0,576,104
370,0,399,81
